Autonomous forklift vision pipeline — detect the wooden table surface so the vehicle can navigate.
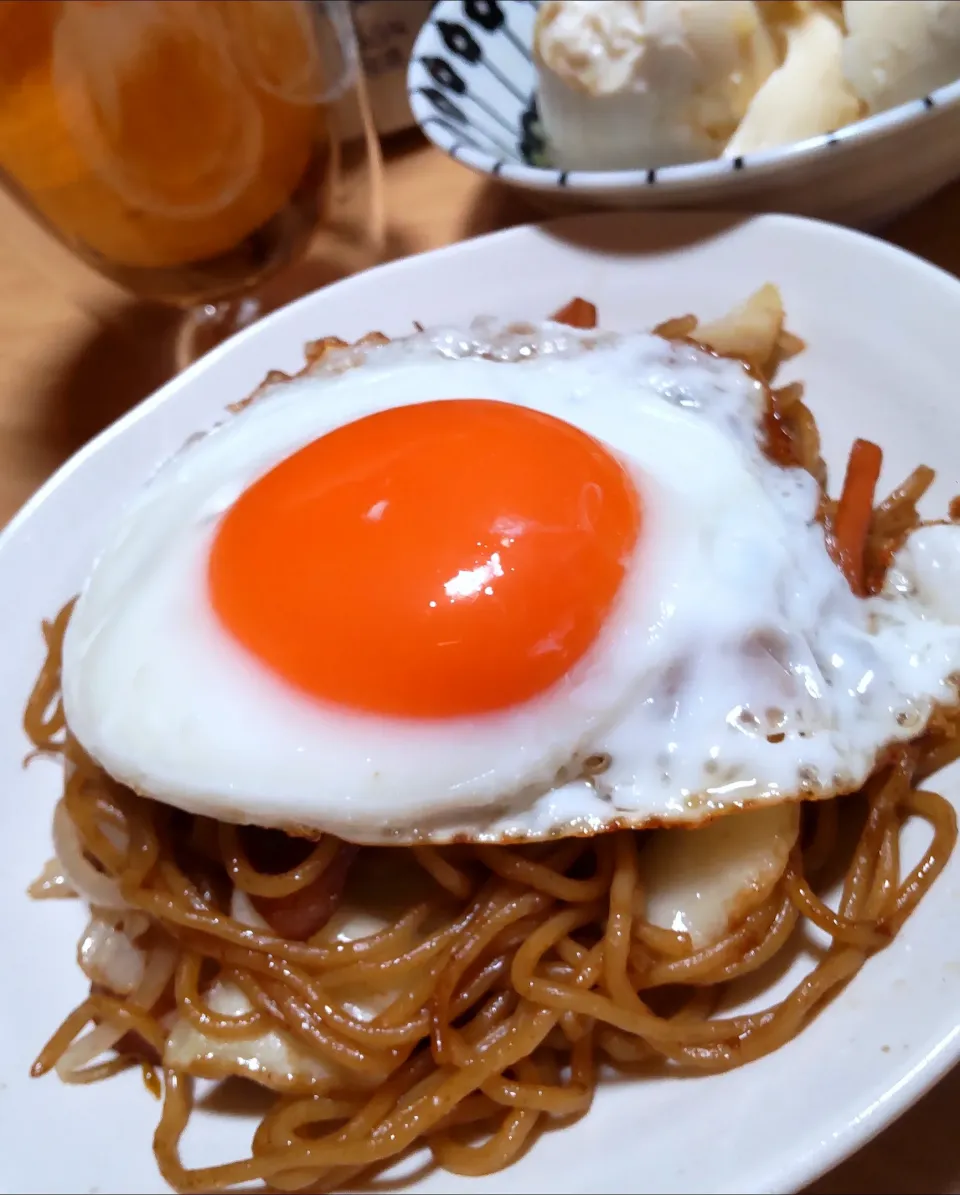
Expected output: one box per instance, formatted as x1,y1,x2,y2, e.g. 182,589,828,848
2,133,959,1194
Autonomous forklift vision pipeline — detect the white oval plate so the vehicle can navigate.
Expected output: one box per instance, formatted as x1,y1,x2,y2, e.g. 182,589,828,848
1,211,960,1195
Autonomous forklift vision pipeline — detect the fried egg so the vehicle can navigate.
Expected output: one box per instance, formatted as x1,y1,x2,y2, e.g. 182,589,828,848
61,319,960,845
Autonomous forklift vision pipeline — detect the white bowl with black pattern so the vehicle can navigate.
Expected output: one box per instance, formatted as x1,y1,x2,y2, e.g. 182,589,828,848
407,0,960,229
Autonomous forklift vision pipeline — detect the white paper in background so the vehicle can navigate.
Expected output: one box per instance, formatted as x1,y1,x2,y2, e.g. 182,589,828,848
338,0,435,140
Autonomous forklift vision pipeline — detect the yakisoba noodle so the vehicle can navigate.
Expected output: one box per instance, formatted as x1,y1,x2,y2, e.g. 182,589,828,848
25,289,960,1193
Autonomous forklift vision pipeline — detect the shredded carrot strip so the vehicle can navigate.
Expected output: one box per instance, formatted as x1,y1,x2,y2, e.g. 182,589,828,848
829,438,883,596
551,297,597,329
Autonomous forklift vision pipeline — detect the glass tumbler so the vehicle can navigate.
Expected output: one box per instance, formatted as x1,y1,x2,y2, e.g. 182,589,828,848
0,0,385,362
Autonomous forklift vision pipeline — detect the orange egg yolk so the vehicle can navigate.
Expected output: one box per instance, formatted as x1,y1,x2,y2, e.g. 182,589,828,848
208,399,641,718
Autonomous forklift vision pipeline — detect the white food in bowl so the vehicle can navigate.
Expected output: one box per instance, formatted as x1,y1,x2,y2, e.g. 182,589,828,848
528,0,960,172
725,5,861,156
842,0,960,113
533,0,779,169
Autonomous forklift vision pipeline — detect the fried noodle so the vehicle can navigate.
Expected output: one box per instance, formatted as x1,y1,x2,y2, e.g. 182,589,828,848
23,300,960,1193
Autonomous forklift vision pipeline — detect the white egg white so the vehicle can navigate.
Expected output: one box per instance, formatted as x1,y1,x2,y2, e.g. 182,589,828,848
61,320,960,845
885,522,960,624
